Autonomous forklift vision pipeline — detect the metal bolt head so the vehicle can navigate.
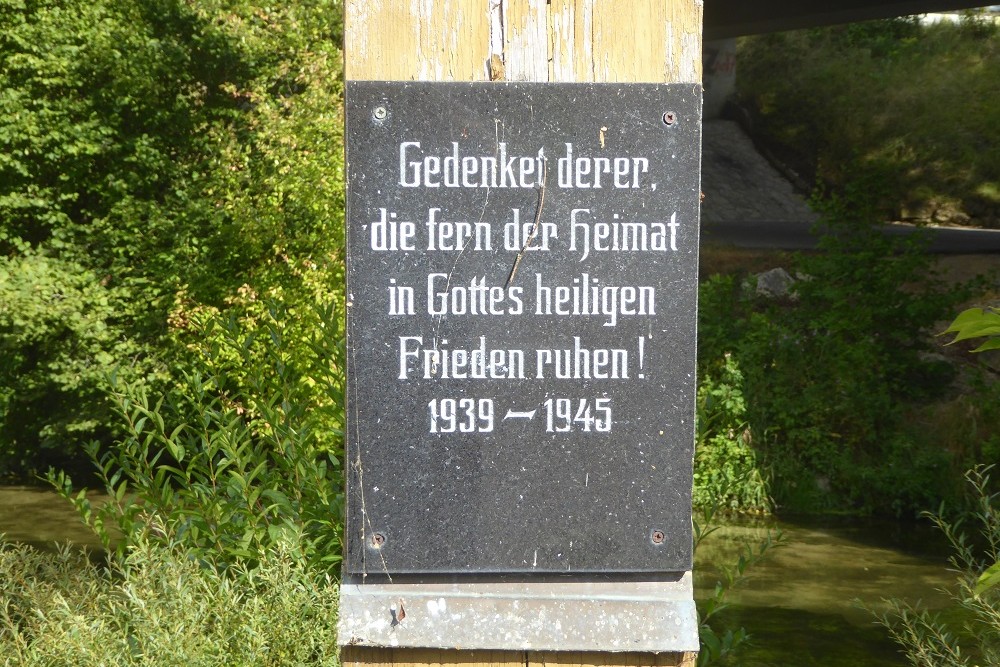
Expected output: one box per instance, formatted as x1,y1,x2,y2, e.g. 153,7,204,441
662,112,676,126
371,532,386,548
373,106,388,121
651,529,666,544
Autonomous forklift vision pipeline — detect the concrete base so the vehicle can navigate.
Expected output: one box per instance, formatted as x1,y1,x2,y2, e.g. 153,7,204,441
338,573,699,653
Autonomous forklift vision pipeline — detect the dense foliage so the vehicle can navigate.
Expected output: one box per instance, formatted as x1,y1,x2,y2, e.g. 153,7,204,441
0,0,346,477
693,354,770,514
736,13,1000,226
1,2,347,661
713,15,1000,514
7,320,347,659
698,183,966,515
51,303,345,574
1,535,340,666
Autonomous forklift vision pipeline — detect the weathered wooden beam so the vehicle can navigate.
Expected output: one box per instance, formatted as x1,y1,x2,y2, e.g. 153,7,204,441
346,0,701,83
341,3,702,667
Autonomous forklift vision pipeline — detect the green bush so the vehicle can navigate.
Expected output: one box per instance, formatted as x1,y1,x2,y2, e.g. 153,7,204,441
694,354,770,514
0,0,346,477
694,502,783,666
0,253,148,475
698,185,963,514
0,534,340,666
169,258,346,458
51,301,345,575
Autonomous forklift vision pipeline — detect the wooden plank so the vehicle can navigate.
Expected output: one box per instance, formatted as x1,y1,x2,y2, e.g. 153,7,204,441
543,1,702,83
341,647,523,667
345,1,493,81
530,651,698,667
342,648,698,667
346,0,702,83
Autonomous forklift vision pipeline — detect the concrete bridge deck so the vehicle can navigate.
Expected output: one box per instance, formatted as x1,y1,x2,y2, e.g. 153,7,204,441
706,0,997,39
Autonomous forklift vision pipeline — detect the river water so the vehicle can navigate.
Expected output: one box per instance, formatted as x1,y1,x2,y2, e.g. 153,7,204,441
0,486,105,549
1,487,955,664
695,515,955,666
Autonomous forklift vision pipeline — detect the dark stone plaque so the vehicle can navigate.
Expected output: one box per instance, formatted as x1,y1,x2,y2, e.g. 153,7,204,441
345,81,701,575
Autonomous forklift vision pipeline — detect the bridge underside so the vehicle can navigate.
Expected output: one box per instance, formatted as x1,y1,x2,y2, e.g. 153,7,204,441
705,0,992,39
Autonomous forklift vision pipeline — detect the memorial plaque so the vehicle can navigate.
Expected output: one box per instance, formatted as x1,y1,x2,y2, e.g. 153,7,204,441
345,82,701,575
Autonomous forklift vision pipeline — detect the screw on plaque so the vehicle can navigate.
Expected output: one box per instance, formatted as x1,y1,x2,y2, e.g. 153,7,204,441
651,529,666,544
662,112,676,126
373,106,388,121
371,532,386,548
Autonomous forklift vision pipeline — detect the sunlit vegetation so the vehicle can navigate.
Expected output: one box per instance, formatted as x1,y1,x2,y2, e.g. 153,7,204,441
737,12,1000,226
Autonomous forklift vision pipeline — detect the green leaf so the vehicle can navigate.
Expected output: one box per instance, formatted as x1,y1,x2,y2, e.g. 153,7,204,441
951,323,1000,343
164,437,184,465
261,489,292,512
700,626,722,657
971,338,1000,353
941,307,991,334
942,308,1000,344
975,560,1000,596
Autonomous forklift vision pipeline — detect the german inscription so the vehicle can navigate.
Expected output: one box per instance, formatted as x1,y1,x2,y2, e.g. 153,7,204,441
345,82,701,574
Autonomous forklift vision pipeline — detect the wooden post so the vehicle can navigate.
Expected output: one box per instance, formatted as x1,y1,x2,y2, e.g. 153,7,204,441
341,2,702,667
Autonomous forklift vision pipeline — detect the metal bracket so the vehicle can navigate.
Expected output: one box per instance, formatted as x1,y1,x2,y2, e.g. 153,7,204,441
338,572,698,652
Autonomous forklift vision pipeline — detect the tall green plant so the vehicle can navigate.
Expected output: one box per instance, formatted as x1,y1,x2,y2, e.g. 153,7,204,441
874,466,1000,667
695,501,783,666
694,354,770,514
51,303,345,574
